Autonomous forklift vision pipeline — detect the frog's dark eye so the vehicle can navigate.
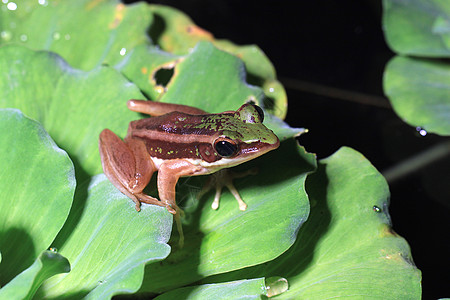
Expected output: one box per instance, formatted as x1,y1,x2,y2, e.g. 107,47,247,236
214,139,238,157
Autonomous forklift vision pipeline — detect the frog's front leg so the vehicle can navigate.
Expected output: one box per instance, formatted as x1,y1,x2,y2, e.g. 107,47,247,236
99,129,163,211
198,168,258,211
157,160,205,247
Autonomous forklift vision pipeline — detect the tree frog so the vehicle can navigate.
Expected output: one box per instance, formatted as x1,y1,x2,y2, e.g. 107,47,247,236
99,100,280,244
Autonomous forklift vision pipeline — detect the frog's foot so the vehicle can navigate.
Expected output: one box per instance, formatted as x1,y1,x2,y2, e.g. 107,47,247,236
200,168,258,211
132,193,172,212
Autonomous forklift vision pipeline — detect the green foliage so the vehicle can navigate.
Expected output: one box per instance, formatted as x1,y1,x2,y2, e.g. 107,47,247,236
0,109,73,293
383,0,450,136
0,0,421,299
0,250,70,300
199,147,422,299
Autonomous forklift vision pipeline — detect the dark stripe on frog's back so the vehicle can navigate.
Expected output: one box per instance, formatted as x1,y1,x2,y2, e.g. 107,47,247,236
129,111,238,138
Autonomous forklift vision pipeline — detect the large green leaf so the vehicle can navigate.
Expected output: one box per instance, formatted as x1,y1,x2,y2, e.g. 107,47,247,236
157,41,264,111
1,46,175,298
201,147,421,299
0,250,70,300
36,175,172,299
139,140,316,293
0,109,75,286
276,147,422,298
119,41,264,113
146,4,288,118
0,0,153,70
383,0,450,56
0,0,287,118
384,56,450,136
382,0,450,136
0,44,144,178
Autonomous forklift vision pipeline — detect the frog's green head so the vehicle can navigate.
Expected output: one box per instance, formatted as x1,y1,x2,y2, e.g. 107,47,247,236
204,103,280,168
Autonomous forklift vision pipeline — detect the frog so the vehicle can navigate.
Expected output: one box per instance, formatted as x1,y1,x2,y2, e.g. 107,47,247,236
99,100,280,245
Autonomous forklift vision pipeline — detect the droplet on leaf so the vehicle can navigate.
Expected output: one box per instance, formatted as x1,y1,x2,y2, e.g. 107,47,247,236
266,276,289,297
52,32,61,40
1,30,12,42
415,127,427,136
373,205,382,213
7,2,17,11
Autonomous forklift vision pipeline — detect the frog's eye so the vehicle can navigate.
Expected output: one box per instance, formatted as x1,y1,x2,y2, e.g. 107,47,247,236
214,138,238,157
234,103,264,123
253,104,264,123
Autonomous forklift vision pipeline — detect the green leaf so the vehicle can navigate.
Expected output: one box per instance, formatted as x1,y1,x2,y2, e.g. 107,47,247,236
0,46,173,298
0,0,153,70
0,0,287,119
0,44,145,178
118,41,264,113
382,0,450,56
140,140,316,293
0,250,70,300
114,44,181,100
146,4,276,79
0,109,75,286
36,175,172,299
264,113,307,141
202,147,422,299
146,4,288,118
278,147,422,298
158,42,264,111
384,56,450,136
382,1,450,136
154,278,267,300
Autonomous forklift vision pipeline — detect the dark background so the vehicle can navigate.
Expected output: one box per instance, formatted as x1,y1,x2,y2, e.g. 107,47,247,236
131,0,449,298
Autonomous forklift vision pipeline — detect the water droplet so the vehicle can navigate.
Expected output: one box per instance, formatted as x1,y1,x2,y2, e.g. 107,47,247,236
1,30,12,42
20,34,27,42
7,2,17,10
2,0,8,4
64,34,70,40
415,127,427,136
98,280,106,284
269,87,274,93
373,205,382,213
119,47,127,56
49,247,58,252
266,277,288,297
38,0,48,6
52,32,60,40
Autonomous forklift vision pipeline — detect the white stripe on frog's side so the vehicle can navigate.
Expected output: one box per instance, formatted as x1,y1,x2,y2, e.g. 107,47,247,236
149,144,274,176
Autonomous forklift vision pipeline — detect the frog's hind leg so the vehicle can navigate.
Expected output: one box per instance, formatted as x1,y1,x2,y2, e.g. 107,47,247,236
99,129,161,211
127,99,207,116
